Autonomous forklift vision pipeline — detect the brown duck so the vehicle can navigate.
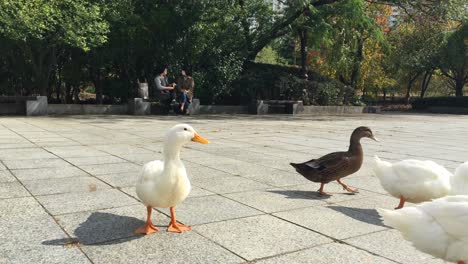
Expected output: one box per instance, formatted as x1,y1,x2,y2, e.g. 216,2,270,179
290,127,378,196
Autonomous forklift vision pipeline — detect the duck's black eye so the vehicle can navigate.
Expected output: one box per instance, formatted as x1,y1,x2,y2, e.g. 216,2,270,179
184,128,188,131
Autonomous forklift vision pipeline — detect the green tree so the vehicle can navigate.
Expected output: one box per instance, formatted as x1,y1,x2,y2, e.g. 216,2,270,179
0,0,109,95
438,23,467,97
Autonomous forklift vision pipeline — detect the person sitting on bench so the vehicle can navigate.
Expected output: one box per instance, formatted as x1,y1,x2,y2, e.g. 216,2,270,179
154,65,176,108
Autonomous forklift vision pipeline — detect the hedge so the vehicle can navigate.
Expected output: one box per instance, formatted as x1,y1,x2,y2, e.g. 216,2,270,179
412,96,468,109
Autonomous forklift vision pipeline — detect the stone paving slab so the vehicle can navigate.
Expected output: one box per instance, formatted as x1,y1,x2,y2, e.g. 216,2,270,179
254,242,396,264
0,169,15,182
36,189,139,215
195,214,332,261
345,230,444,264
22,176,111,196
11,166,89,181
0,216,91,264
3,158,72,169
0,181,30,199
1,113,467,263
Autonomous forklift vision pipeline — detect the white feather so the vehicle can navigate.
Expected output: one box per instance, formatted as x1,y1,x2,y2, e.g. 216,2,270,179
451,162,468,195
378,195,468,263
373,156,451,203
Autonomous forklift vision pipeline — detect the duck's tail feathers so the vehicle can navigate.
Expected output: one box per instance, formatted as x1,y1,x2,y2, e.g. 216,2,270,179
373,156,391,178
451,161,468,195
377,207,423,234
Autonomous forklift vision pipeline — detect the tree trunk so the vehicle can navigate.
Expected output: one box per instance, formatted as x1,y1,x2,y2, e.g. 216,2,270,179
350,36,364,90
65,82,72,103
420,69,433,98
406,73,420,104
299,27,308,77
455,76,464,97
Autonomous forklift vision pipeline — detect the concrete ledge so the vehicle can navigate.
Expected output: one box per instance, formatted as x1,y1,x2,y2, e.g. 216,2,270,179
48,104,127,115
297,105,380,115
190,100,248,115
127,98,150,115
27,96,48,116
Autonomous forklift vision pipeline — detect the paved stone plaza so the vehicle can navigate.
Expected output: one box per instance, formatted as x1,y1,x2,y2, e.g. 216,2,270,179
1,113,467,264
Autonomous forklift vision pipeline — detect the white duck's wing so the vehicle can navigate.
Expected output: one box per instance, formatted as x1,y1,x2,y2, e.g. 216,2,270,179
451,162,468,195
138,160,164,183
391,160,451,201
136,160,164,205
421,195,468,238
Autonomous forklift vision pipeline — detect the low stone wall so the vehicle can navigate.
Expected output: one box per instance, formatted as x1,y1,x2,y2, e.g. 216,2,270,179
48,104,127,115
189,100,248,114
0,96,47,116
297,105,380,115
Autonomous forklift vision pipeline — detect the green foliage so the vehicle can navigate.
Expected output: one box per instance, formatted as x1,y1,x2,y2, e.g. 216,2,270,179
308,80,355,105
0,0,465,104
0,0,109,50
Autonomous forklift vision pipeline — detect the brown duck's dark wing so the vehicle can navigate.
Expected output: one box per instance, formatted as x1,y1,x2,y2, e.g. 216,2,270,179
291,152,352,182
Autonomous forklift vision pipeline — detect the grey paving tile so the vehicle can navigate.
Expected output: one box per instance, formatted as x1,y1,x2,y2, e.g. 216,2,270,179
159,195,262,226
255,242,396,264
96,172,138,188
345,230,444,264
0,181,30,199
192,175,271,194
0,216,90,264
195,214,331,261
45,146,108,158
273,205,387,240
281,182,376,204
92,144,154,155
36,189,139,215
0,197,49,220
79,163,140,175
56,205,170,245
11,166,88,181
0,169,15,182
64,155,126,166
0,148,57,160
81,231,243,264
225,188,324,213
22,176,110,196
3,158,72,169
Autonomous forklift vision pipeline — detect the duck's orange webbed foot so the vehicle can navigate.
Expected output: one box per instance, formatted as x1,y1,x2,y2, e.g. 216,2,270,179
168,222,192,233
337,179,359,193
167,207,192,233
135,206,159,235
135,222,159,235
395,196,406,210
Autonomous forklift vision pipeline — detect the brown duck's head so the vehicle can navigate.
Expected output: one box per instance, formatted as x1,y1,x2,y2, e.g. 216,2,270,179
352,126,379,142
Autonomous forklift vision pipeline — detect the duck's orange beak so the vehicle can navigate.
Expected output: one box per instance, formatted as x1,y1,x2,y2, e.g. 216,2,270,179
191,133,209,144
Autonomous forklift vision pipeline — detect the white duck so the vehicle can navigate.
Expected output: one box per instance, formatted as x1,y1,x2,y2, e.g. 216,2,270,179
135,124,209,235
373,157,468,209
378,195,468,264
